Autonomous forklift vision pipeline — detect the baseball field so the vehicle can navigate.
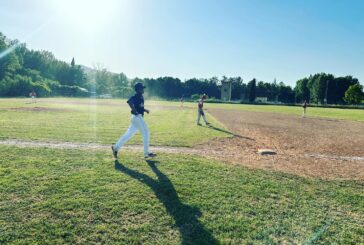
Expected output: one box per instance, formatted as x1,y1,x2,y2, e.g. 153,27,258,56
0,98,363,244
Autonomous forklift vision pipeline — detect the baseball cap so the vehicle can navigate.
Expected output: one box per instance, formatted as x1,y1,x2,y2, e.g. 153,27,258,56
134,82,146,91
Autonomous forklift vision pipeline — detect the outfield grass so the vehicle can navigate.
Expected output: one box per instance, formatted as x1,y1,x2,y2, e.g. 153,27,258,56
0,98,229,147
150,100,364,122
208,103,364,121
0,146,362,244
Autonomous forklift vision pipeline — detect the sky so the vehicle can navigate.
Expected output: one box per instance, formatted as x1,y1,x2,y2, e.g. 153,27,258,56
1,0,363,85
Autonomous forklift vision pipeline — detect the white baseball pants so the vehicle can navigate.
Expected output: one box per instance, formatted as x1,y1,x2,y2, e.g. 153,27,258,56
197,109,208,124
114,114,150,156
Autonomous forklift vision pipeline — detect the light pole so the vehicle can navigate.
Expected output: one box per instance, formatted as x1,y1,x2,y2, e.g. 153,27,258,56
325,79,330,104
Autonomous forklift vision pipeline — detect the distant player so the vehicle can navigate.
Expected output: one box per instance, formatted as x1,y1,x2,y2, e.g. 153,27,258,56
302,100,308,118
112,83,157,159
197,94,210,126
29,90,37,103
180,95,185,107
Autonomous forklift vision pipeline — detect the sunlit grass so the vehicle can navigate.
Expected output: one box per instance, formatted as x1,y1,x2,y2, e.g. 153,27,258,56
206,103,364,121
0,98,229,147
1,98,362,121
0,146,362,244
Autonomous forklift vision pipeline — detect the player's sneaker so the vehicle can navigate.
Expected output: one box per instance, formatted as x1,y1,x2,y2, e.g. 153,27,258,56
145,152,157,158
111,145,118,159
206,122,211,125
197,123,202,126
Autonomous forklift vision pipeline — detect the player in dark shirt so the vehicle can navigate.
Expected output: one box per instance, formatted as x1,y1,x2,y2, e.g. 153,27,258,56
112,83,156,159
302,100,308,118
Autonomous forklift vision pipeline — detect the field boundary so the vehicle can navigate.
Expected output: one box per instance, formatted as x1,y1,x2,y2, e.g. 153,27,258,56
0,139,204,155
1,139,363,162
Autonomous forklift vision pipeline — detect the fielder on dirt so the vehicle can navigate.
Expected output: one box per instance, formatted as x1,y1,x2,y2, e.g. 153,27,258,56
112,83,157,159
302,100,308,118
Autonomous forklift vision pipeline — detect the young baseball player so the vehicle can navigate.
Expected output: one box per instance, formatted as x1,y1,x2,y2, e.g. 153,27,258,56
112,83,157,159
302,100,308,118
29,90,37,103
180,95,185,108
197,94,210,126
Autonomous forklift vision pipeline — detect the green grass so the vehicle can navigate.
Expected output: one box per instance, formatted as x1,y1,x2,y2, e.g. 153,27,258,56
206,103,364,121
1,98,362,244
149,100,364,121
0,98,229,147
0,146,363,244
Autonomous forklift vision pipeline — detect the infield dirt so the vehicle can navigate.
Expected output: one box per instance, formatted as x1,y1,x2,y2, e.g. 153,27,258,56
197,109,364,180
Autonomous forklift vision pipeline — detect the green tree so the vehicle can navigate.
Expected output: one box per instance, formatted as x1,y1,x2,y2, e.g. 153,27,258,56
228,76,244,100
294,78,310,102
344,84,363,104
308,73,334,104
329,76,358,104
247,79,256,102
0,34,21,80
295,73,359,104
277,82,295,103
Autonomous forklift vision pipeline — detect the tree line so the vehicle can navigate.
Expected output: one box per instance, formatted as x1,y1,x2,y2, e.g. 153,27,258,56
1,32,363,104
0,33,88,97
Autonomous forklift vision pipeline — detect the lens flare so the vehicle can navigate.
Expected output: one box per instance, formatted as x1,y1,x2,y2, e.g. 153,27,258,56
50,0,123,31
0,20,52,59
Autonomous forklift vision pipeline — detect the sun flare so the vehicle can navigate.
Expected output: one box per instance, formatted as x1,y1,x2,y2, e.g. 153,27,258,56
51,0,122,30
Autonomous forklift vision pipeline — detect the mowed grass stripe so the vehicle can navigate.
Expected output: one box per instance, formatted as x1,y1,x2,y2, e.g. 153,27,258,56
0,146,362,244
148,100,364,122
0,99,229,147
1,98,363,121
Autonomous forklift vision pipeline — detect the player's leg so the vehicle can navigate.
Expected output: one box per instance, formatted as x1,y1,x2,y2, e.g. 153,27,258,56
138,116,151,157
197,110,202,125
114,116,138,151
134,115,156,157
201,109,209,124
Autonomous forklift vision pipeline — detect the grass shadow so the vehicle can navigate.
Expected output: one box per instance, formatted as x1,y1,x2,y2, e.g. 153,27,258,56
114,160,218,245
204,124,254,141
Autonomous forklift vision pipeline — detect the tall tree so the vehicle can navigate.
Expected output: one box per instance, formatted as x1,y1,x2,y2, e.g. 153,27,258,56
344,84,363,104
247,79,256,102
230,76,245,100
294,78,310,102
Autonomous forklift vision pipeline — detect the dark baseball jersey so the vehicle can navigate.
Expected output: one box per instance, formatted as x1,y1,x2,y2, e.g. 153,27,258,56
127,94,145,116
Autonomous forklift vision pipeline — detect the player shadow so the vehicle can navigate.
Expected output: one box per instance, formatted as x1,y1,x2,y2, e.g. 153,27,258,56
203,124,254,141
114,159,218,245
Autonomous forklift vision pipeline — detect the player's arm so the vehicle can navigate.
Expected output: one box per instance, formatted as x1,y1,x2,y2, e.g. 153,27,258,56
144,108,150,114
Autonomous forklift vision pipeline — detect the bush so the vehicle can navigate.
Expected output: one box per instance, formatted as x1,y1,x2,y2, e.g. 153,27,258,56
53,84,89,97
112,87,134,98
191,94,200,100
344,84,364,104
31,81,51,97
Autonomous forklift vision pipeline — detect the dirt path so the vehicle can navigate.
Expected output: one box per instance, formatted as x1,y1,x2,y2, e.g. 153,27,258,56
1,138,363,180
0,139,204,154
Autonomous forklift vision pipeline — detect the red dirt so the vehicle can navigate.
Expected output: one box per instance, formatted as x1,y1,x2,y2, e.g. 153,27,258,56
199,109,364,180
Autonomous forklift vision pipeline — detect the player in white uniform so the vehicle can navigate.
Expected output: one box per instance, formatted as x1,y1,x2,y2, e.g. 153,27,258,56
197,94,210,126
29,91,37,103
112,83,157,159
